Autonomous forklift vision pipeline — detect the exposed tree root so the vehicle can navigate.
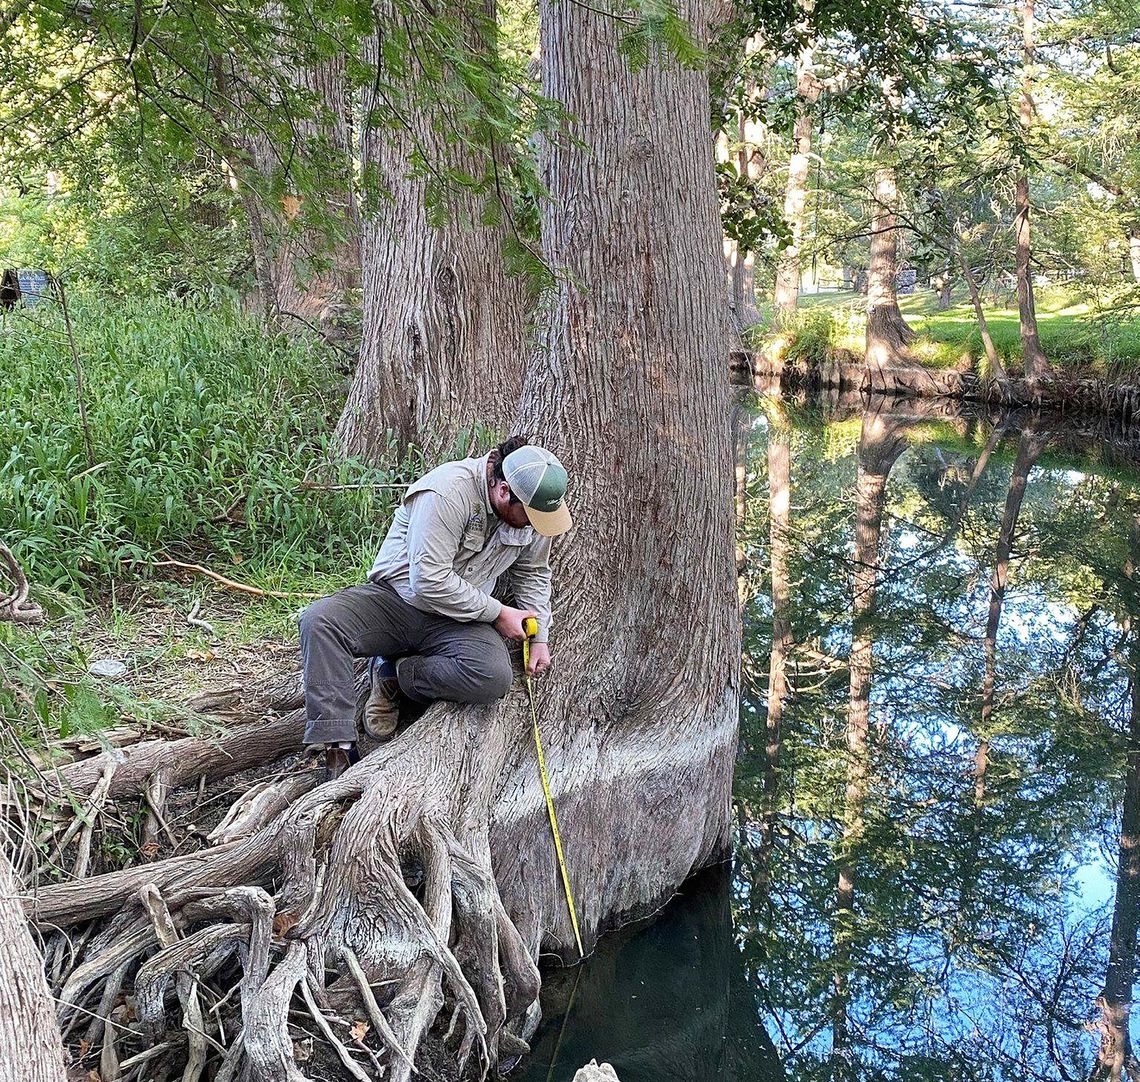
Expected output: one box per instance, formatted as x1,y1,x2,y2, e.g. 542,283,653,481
12,604,736,1082
15,695,554,1080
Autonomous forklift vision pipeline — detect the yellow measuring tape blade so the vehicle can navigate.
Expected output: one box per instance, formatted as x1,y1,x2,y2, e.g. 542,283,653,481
524,636,585,958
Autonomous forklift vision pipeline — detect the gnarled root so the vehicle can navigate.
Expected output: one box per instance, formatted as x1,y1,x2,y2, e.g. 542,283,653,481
23,700,544,1081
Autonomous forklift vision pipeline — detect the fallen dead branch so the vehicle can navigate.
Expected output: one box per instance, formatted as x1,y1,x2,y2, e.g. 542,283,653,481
153,558,321,600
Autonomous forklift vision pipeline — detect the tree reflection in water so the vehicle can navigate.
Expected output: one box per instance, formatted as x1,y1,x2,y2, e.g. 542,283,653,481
524,394,1140,1082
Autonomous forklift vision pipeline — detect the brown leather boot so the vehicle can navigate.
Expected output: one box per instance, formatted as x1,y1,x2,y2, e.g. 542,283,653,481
324,743,358,782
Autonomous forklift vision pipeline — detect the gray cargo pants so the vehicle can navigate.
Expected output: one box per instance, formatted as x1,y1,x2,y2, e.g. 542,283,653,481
298,580,512,745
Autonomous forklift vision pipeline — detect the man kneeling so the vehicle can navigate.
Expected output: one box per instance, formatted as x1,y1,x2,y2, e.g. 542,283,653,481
298,437,572,779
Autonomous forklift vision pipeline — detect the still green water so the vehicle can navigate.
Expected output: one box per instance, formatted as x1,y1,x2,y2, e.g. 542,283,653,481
521,394,1140,1082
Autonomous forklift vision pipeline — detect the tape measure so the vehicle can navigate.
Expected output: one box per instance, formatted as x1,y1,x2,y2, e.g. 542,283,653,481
522,616,584,958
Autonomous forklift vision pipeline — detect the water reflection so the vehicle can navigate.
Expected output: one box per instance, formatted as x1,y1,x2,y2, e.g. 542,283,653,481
523,393,1140,1081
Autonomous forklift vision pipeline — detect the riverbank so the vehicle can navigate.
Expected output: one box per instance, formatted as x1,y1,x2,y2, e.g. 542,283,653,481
739,288,1140,419
740,348,1140,422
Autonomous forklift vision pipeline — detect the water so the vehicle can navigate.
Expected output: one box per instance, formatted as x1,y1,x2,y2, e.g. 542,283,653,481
521,394,1140,1082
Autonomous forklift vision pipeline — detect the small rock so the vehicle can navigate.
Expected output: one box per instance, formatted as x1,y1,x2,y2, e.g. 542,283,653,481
88,658,128,679
573,1062,621,1082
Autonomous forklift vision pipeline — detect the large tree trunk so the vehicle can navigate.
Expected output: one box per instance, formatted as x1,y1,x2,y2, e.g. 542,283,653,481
832,409,907,1062
864,167,917,370
335,1,528,461
1014,0,1050,382
772,21,817,320
20,1,739,1078
0,851,66,1082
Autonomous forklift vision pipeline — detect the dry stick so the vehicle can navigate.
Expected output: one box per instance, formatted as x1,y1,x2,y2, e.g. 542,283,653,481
138,885,210,1082
73,760,117,879
341,946,415,1069
299,976,372,1082
153,558,321,600
48,760,116,870
143,768,178,851
55,277,96,471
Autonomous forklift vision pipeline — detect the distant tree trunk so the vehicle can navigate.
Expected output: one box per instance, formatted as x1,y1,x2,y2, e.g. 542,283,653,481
728,111,763,331
222,43,360,326
1091,520,1140,1082
1129,231,1140,284
336,0,529,460
832,410,907,1061
977,427,1042,807
865,167,916,369
957,246,1004,377
762,406,793,861
936,269,952,310
1014,0,1050,382
723,42,765,334
772,23,817,320
0,852,66,1082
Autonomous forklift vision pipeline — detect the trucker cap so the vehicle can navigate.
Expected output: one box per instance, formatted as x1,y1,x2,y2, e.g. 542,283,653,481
502,445,572,537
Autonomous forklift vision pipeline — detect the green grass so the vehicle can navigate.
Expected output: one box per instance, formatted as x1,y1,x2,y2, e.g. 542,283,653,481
758,288,1140,377
0,293,489,762
0,292,407,597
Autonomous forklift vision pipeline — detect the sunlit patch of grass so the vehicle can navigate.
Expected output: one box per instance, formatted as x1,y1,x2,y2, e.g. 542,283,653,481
767,287,1140,377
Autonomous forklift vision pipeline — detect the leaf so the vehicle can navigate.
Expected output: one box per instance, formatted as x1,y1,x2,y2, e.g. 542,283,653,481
349,1020,370,1042
273,912,299,938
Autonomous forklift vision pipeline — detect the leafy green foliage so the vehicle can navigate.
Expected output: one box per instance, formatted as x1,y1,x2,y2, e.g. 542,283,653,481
0,292,404,594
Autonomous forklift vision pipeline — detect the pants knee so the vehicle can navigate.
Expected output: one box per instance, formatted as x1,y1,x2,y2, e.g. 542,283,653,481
298,597,337,646
464,649,512,704
485,653,513,701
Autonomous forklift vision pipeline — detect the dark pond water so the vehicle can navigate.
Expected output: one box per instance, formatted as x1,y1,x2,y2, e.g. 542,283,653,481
521,393,1140,1082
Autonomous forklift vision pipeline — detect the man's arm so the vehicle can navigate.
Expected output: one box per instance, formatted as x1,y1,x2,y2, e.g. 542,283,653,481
405,491,502,623
505,534,554,643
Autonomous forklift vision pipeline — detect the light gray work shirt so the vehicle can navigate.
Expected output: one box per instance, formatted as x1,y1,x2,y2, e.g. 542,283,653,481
368,453,554,642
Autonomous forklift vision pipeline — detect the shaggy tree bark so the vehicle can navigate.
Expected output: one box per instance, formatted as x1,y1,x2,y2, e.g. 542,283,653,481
335,0,529,461
772,10,817,320
832,408,907,1059
1014,0,1050,382
0,852,66,1082
864,167,917,370
21,1,739,1079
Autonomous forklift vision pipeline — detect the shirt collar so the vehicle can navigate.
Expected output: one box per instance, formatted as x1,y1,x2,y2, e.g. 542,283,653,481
478,453,494,517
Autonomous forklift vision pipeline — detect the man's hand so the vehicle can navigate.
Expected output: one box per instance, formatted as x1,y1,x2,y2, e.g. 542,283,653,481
526,641,552,676
494,605,537,642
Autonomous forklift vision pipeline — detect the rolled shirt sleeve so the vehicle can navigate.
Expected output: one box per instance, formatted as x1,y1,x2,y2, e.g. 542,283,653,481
504,534,554,642
404,492,503,623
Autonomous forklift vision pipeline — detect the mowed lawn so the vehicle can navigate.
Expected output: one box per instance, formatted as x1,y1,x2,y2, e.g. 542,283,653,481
769,288,1140,377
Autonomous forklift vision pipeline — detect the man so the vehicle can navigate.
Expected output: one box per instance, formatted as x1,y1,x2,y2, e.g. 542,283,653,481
298,437,572,778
